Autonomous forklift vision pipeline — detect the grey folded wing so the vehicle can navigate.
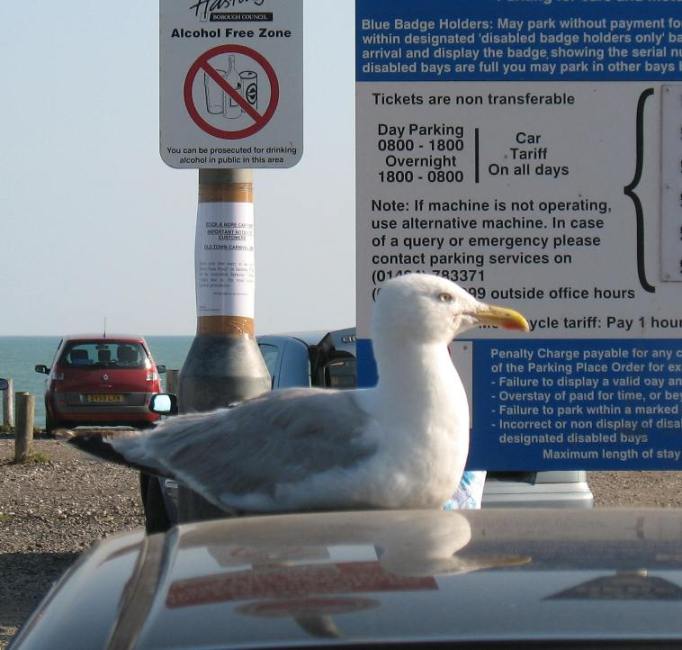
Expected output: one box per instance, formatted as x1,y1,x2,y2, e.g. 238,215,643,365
112,388,376,507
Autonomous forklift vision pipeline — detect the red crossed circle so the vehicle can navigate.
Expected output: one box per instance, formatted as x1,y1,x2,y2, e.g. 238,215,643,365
184,44,279,140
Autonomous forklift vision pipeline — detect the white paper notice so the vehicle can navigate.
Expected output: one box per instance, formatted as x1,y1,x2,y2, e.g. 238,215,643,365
195,202,255,318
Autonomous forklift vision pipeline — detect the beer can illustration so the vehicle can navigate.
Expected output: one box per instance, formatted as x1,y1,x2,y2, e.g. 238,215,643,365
239,70,258,110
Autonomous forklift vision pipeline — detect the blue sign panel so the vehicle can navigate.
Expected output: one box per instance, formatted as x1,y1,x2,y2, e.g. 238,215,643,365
355,0,682,470
470,339,682,469
358,339,682,469
357,1,682,81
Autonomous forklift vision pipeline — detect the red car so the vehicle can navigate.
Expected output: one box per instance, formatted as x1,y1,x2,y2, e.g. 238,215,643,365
35,334,166,432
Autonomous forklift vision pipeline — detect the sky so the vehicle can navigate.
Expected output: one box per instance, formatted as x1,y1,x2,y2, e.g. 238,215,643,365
0,1,354,336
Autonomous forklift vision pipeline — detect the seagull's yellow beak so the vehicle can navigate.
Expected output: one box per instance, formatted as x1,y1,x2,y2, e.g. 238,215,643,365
475,305,530,332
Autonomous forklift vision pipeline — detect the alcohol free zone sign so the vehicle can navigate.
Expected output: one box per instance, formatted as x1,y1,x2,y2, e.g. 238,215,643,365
160,0,302,168
355,0,682,470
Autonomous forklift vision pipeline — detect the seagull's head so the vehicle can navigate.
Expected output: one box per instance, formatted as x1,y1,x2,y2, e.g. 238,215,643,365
372,274,529,345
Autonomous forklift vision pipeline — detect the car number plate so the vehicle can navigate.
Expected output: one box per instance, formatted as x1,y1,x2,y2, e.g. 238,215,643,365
86,394,124,403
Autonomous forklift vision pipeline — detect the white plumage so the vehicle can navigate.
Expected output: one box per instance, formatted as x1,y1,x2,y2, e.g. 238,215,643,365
104,274,528,512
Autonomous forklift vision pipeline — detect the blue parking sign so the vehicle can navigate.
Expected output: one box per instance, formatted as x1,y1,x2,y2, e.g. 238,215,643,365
356,0,682,470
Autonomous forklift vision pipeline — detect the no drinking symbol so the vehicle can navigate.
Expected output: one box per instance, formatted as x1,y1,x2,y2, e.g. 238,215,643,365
184,44,280,140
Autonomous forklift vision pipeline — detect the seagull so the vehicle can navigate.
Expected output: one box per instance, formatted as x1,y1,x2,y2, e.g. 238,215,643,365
68,274,528,513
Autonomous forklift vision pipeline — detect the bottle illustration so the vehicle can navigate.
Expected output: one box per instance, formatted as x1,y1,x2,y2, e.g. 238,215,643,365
224,55,242,119
201,56,260,121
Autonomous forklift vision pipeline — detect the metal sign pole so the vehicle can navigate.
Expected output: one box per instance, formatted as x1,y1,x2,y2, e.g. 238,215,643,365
159,0,303,522
177,168,271,522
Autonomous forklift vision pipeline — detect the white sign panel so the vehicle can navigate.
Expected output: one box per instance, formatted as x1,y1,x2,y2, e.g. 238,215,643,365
355,0,682,471
160,0,303,168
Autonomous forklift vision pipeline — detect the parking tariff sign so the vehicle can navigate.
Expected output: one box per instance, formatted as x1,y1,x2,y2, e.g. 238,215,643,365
160,0,302,168
355,0,682,470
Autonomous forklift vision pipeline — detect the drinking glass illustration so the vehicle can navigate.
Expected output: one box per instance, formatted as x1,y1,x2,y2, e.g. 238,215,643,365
240,70,258,111
204,69,226,114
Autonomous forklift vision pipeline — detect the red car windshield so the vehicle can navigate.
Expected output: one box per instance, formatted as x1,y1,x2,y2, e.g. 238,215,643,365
59,341,149,370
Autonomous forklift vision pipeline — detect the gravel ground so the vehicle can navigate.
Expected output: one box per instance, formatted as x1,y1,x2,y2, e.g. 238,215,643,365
0,436,144,649
2,435,682,648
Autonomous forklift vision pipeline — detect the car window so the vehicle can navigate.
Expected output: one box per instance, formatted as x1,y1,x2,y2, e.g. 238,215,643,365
59,341,149,369
258,343,281,377
324,357,356,389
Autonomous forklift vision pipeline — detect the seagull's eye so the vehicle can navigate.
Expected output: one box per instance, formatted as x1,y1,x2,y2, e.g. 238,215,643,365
438,292,454,303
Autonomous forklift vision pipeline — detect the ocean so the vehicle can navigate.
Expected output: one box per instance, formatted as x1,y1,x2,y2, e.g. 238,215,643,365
0,336,194,427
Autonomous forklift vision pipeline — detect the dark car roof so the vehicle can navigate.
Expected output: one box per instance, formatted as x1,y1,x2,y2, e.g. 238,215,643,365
13,508,682,649
259,327,356,354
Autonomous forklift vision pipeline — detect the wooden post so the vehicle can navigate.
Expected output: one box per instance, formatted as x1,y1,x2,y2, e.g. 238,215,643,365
14,392,35,463
2,378,15,429
166,369,179,394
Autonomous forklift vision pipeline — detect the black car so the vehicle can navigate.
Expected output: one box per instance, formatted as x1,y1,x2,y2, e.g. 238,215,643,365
11,508,682,649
